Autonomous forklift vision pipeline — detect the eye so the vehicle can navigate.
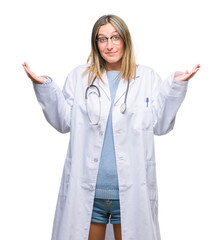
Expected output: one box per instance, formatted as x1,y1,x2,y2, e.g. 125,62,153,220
113,35,121,40
99,37,107,43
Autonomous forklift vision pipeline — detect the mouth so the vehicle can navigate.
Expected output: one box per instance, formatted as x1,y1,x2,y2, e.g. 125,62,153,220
106,52,117,55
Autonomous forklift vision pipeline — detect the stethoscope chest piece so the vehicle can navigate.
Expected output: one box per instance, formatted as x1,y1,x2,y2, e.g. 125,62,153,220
86,76,130,123
120,103,127,113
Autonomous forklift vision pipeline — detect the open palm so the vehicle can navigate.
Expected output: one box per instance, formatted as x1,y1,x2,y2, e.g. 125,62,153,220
174,64,200,81
22,62,47,84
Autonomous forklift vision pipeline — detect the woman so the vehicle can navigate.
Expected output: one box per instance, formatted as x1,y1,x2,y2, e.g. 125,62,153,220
23,14,200,240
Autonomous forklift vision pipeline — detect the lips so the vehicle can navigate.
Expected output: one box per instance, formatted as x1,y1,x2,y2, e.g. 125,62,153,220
106,52,117,55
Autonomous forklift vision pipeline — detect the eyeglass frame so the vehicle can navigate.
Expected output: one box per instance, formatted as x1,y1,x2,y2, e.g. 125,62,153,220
96,35,122,44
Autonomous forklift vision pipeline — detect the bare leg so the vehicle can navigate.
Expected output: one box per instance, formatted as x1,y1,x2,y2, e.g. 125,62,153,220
88,222,107,240
113,224,122,240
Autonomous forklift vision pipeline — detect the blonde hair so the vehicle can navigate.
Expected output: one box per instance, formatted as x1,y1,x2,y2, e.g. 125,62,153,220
83,14,137,86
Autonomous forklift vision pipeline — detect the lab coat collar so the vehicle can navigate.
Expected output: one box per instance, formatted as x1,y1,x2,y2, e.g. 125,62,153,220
97,68,140,105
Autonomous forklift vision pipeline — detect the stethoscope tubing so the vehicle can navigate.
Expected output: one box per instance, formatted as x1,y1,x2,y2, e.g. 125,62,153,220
85,76,130,125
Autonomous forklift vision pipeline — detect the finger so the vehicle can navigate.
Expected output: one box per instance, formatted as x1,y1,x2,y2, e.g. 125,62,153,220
23,65,37,80
24,62,28,67
191,66,197,73
192,64,200,72
23,65,29,74
192,65,200,74
184,70,196,80
24,62,31,71
23,65,32,76
24,64,34,76
189,66,199,75
189,69,199,80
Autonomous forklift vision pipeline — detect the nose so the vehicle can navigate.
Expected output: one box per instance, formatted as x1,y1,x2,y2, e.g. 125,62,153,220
106,38,114,49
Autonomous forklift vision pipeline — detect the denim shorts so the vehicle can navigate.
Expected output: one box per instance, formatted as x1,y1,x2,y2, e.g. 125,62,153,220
91,198,121,224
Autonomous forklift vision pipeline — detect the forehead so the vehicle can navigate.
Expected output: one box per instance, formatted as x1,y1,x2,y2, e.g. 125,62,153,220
98,23,118,36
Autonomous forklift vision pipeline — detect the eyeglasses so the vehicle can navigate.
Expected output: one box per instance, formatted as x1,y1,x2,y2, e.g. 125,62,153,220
96,35,121,44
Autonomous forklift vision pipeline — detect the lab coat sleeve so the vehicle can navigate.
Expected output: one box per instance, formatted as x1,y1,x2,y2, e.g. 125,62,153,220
42,76,53,85
151,70,189,136
32,72,75,133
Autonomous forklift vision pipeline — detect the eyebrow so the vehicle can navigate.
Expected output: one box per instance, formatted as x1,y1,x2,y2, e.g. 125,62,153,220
98,31,118,36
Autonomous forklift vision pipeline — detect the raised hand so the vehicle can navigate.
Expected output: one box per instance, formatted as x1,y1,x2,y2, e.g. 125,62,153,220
22,62,47,84
174,64,201,82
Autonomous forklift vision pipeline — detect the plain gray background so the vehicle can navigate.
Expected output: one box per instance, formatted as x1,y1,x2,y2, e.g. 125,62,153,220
1,0,222,239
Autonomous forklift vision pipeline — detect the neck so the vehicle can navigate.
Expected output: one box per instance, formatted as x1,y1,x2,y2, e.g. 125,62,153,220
105,60,121,71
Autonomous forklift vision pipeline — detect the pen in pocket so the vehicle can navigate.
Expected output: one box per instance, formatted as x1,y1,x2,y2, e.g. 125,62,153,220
146,97,149,108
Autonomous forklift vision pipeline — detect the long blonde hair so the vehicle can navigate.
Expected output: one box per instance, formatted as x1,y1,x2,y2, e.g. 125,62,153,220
83,14,137,86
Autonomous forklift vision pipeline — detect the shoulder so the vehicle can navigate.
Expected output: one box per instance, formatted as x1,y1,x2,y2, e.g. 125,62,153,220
136,64,160,81
67,63,90,78
63,64,89,90
136,64,157,76
135,64,163,92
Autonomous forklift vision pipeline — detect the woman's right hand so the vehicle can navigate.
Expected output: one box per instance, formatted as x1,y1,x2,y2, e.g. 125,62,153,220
22,62,47,84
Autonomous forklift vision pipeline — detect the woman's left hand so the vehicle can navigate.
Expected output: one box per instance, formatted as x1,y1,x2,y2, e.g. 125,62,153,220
174,64,201,81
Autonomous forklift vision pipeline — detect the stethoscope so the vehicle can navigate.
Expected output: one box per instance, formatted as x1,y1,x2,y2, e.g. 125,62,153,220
85,76,130,125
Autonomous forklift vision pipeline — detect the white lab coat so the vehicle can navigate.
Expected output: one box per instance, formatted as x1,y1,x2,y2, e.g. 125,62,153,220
33,64,188,240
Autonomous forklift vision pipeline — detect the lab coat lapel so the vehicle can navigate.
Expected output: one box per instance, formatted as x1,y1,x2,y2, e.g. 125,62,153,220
114,74,139,105
96,70,140,105
97,71,111,102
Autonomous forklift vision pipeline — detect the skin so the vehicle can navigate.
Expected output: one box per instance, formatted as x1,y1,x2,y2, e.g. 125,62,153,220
22,62,47,84
97,23,124,71
22,22,200,81
88,222,121,240
174,64,200,81
22,22,200,240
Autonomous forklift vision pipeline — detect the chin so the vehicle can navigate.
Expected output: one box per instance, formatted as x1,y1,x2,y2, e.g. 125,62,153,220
107,60,119,64
105,58,122,64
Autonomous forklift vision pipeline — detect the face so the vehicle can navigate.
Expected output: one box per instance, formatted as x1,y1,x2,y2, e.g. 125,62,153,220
97,23,124,71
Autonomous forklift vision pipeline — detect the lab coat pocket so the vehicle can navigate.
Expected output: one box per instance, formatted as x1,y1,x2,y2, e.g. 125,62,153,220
132,104,153,132
145,161,157,200
59,158,72,197
80,177,95,192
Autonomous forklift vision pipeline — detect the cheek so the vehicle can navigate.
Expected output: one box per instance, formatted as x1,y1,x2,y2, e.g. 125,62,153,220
119,49,124,59
119,42,124,56
97,45,104,56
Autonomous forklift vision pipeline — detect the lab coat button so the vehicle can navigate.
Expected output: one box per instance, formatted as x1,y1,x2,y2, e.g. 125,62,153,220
99,131,103,136
94,158,98,162
89,185,94,191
